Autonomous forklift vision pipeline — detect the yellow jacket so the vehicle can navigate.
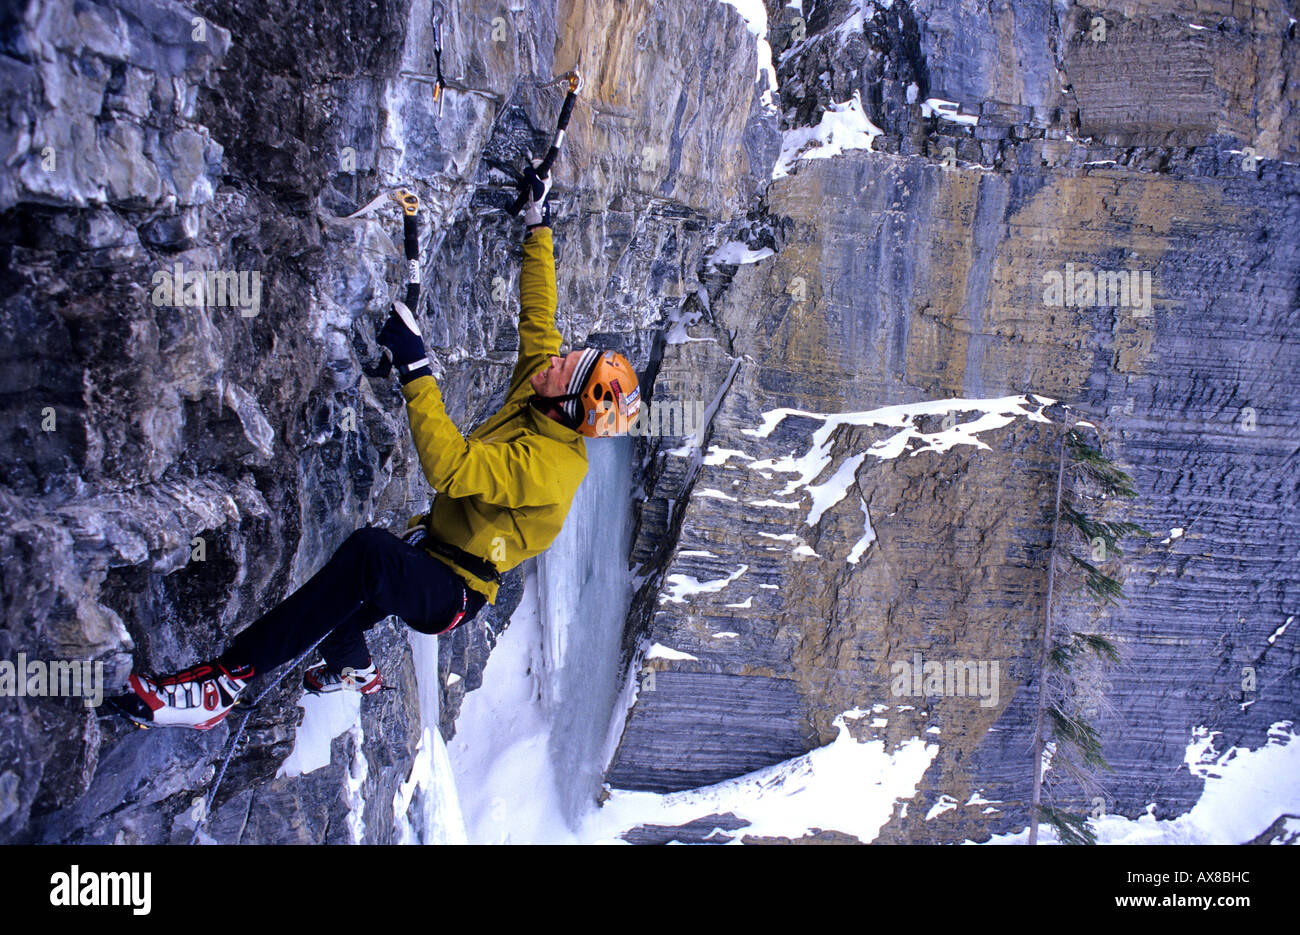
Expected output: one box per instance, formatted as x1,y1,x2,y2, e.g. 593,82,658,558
400,226,588,604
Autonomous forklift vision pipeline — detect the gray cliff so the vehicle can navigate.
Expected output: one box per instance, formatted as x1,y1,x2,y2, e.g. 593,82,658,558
0,0,1295,844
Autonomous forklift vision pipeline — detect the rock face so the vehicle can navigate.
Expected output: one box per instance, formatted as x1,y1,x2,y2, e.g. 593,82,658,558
1,0,1295,846
608,0,1299,844
0,0,769,842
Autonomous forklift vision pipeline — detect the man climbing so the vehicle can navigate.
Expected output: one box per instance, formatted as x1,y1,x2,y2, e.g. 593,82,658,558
113,165,642,729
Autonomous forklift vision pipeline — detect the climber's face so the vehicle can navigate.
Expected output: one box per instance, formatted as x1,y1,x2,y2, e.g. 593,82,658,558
530,350,585,398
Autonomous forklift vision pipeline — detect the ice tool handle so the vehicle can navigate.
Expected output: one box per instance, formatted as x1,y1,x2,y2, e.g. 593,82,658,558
367,188,421,379
509,70,582,217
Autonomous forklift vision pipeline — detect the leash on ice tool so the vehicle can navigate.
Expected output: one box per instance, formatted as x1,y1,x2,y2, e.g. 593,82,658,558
508,69,582,216
187,633,331,845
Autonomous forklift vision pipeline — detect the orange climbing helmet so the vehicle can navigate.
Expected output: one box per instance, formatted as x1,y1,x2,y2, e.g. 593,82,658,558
564,349,641,437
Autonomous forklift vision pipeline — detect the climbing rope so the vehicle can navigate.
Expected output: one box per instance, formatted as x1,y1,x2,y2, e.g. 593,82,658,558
188,633,331,845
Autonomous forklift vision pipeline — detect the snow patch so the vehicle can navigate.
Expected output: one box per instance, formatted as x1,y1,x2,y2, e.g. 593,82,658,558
926,794,958,820
584,711,939,843
344,723,369,844
664,303,709,345
278,689,362,778
748,498,802,509
773,91,882,180
646,643,700,662
973,722,1300,844
835,0,866,39
804,452,867,526
742,396,1054,533
921,98,979,126
663,564,750,604
704,447,754,466
846,497,876,564
696,487,740,502
708,240,775,266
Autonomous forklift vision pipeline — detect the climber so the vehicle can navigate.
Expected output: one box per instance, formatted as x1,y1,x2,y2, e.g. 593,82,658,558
112,164,642,729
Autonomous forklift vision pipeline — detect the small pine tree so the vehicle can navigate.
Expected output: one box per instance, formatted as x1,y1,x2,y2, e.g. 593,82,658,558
1028,427,1149,845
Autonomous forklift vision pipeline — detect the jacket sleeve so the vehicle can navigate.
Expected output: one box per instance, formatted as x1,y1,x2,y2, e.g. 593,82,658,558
507,226,561,399
400,374,562,507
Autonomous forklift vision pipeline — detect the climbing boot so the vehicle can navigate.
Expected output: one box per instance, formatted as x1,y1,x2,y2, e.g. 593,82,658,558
303,660,382,696
115,661,254,730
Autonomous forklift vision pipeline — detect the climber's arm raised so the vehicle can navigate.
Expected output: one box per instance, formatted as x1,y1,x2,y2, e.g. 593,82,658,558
506,163,560,398
508,225,561,398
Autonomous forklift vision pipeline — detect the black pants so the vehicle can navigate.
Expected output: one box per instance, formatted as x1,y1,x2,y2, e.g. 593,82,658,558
221,527,486,675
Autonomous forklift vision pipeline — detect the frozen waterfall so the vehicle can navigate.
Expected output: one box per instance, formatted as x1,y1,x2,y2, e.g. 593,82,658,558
536,435,638,825
443,436,638,842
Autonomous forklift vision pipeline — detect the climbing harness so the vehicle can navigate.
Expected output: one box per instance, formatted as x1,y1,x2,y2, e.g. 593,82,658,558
508,68,583,216
404,523,503,586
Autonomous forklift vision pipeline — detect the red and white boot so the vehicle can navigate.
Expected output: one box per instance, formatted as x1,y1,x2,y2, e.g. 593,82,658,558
114,661,254,730
303,661,382,696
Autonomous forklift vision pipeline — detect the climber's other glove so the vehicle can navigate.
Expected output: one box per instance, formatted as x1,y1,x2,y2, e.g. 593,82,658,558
377,300,434,384
521,160,552,229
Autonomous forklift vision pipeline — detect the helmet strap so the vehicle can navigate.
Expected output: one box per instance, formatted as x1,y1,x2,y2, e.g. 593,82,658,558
530,393,582,429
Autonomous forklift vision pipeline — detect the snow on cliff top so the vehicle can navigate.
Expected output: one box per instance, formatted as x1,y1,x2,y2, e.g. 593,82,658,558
720,0,777,108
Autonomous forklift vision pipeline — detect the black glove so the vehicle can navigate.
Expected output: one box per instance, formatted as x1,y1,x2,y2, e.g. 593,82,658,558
377,300,433,384
522,160,552,228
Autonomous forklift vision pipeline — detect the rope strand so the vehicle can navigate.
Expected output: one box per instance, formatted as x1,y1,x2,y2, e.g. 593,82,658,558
189,634,330,845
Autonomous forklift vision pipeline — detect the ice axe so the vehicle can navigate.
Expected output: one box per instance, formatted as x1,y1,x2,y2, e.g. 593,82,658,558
508,69,582,216
351,188,421,379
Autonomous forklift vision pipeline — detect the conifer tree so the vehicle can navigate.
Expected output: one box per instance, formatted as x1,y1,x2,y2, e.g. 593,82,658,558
1028,427,1148,845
